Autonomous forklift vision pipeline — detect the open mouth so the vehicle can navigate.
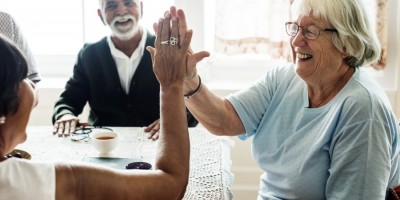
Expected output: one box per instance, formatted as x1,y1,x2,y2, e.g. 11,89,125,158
115,18,133,27
297,53,313,61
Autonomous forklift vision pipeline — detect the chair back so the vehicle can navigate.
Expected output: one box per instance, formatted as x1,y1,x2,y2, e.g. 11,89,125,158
388,186,400,200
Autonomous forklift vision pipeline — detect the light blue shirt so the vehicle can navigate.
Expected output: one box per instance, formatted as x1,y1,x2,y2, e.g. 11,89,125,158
227,64,400,199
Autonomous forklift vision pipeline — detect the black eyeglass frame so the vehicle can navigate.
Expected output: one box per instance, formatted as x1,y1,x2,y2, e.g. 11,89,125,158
70,126,113,142
285,22,338,40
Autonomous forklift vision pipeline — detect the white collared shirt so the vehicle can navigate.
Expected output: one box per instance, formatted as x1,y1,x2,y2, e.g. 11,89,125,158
107,28,147,94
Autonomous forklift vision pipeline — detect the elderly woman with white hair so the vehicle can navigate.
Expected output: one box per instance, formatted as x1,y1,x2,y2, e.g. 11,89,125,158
158,0,400,199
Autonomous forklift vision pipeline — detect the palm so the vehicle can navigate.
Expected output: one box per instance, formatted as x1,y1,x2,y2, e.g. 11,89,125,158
185,50,210,80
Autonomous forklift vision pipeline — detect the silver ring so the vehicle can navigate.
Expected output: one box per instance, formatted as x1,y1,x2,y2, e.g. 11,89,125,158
169,37,179,46
161,40,169,45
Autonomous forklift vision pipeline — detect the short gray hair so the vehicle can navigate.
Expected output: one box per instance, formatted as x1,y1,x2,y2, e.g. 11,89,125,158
291,0,380,68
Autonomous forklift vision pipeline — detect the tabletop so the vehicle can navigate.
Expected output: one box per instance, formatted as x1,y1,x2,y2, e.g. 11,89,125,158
16,126,235,200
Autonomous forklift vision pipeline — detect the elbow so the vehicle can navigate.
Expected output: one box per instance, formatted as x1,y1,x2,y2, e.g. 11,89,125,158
175,172,189,200
162,172,189,200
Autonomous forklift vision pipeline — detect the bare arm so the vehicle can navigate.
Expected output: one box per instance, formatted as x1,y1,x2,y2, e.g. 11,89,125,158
55,7,190,200
184,77,245,136
55,86,188,200
55,161,187,200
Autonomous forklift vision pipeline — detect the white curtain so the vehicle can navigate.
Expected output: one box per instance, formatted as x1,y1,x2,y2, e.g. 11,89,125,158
214,0,292,60
374,0,388,69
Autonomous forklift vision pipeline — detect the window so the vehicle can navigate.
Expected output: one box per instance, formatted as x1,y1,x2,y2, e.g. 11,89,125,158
180,0,400,93
0,0,398,93
0,0,173,79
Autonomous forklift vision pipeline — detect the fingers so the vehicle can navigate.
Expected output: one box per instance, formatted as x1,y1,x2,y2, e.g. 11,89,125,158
70,120,78,133
146,46,156,61
193,51,211,63
169,6,177,18
149,131,160,141
153,22,158,35
147,129,159,140
147,126,161,141
53,115,80,137
144,119,160,140
155,18,163,49
177,9,188,47
144,119,158,132
180,29,193,53
171,15,179,47
161,12,171,45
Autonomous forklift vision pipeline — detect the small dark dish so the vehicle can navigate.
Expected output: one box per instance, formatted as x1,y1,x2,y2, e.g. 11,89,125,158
126,161,152,170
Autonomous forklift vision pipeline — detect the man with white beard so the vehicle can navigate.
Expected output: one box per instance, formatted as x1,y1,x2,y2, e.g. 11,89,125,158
52,0,198,139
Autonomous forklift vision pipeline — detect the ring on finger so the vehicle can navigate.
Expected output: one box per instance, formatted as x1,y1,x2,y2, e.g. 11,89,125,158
161,40,169,45
169,37,179,46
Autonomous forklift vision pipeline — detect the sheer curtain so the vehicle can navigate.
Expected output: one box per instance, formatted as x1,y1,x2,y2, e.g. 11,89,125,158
374,0,388,69
214,0,292,60
214,0,388,69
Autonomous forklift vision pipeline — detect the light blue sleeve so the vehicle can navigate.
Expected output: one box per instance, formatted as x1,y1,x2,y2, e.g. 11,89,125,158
226,65,291,140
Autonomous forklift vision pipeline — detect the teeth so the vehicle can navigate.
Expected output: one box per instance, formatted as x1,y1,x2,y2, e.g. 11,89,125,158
297,53,312,59
118,19,129,23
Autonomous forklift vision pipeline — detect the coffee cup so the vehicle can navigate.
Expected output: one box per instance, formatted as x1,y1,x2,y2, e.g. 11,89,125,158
91,131,118,156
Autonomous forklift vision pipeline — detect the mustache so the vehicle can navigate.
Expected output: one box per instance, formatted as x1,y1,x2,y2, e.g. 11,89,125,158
111,14,135,25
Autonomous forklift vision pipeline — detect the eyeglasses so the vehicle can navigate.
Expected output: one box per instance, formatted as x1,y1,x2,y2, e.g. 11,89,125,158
285,22,338,40
71,126,113,142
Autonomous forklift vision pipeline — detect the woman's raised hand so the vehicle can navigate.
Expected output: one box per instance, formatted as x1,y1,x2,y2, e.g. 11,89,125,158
147,7,192,89
148,6,210,91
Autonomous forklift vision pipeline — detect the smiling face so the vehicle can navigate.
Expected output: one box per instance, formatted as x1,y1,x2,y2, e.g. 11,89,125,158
290,15,345,84
98,0,142,40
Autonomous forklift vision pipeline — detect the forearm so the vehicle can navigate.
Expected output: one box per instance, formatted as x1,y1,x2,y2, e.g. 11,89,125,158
56,163,185,200
185,83,245,136
156,85,190,186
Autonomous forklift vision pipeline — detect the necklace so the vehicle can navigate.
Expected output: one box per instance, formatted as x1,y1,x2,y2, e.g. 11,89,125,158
1,152,23,161
310,68,353,108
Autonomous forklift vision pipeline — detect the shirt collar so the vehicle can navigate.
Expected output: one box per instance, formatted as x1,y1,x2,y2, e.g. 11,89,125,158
107,27,147,60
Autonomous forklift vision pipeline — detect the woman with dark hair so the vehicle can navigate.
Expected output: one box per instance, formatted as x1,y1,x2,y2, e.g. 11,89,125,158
0,6,191,199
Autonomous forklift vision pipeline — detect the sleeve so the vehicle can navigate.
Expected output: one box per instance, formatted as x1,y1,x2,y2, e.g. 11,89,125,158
326,120,396,199
0,159,56,200
52,47,90,124
226,65,288,140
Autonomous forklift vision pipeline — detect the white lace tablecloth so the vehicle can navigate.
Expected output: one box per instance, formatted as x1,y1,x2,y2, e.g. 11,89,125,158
17,126,234,200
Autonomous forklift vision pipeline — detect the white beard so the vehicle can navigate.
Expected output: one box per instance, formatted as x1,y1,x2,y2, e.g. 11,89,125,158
108,14,140,41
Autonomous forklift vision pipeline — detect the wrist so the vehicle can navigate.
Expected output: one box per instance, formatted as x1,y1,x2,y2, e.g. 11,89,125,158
184,75,199,93
184,75,202,99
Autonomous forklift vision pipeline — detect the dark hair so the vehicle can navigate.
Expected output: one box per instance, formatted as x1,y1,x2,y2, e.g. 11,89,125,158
0,34,28,117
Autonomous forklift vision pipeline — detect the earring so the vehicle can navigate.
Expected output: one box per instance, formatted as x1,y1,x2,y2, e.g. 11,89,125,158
0,116,6,124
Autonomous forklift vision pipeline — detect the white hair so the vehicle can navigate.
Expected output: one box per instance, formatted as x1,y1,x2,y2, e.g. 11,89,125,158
291,0,381,67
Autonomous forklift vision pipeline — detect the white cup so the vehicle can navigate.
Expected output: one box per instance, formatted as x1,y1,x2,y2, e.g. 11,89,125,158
91,131,118,156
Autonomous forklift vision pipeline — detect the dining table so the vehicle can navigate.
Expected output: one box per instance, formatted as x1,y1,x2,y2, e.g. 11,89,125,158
16,126,235,200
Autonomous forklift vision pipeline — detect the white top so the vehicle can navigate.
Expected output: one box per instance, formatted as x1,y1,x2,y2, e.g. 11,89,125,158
227,64,400,199
107,28,147,94
0,158,55,200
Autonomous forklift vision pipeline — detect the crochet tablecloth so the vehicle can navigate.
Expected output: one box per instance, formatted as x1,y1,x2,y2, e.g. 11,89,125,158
17,126,234,200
